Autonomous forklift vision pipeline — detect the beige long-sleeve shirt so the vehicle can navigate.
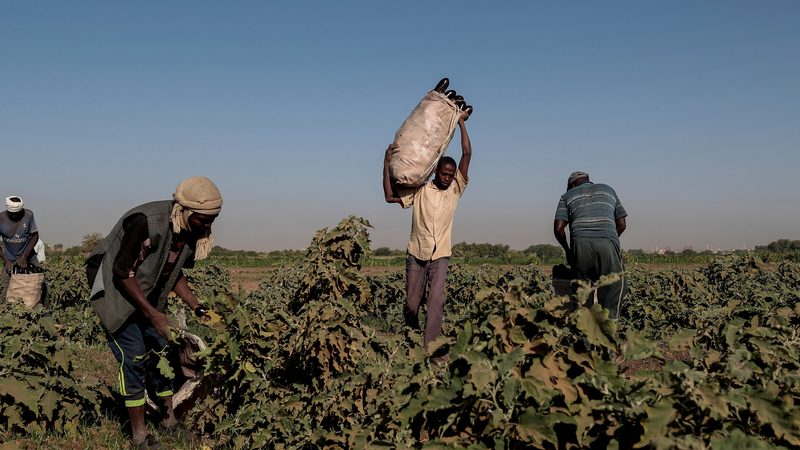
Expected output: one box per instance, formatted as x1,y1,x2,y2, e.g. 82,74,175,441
399,171,467,261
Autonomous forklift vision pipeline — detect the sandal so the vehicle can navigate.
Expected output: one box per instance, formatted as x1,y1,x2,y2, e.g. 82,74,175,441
132,434,162,450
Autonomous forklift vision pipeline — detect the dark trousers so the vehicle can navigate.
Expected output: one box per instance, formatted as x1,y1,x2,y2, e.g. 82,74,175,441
107,314,174,408
405,254,450,347
572,238,625,320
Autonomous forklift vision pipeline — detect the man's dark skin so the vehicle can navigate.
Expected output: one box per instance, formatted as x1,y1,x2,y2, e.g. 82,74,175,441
384,113,471,201
1,207,39,274
115,211,215,443
553,176,627,263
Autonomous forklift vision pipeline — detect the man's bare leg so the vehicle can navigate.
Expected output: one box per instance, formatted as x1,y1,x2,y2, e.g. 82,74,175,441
129,405,148,444
160,396,177,428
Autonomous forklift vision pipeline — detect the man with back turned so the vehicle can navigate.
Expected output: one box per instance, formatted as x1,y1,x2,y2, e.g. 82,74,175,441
553,171,627,319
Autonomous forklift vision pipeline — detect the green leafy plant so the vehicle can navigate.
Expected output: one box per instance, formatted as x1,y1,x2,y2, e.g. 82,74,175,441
42,256,89,307
294,216,372,310
0,302,112,437
11,229,800,449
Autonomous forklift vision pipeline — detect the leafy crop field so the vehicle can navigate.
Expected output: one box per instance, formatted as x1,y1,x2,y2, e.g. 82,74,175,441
2,217,800,449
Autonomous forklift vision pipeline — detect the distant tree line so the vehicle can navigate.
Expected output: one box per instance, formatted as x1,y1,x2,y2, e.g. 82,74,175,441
45,237,800,266
372,247,405,257
755,239,800,253
371,239,800,266
52,236,305,262
60,233,104,257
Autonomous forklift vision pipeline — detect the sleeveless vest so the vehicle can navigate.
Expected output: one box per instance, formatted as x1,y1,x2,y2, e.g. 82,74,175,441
89,200,194,333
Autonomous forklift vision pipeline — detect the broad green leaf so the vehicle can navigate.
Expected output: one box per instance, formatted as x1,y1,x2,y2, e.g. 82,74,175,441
426,387,459,411
637,399,676,448
516,409,573,445
469,362,497,392
749,392,800,446
576,308,614,349
0,378,38,411
621,331,661,360
40,390,59,421
497,348,524,375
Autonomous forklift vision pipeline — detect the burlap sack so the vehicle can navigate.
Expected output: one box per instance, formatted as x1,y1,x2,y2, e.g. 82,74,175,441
6,272,44,308
389,90,462,187
172,331,207,409
146,330,207,415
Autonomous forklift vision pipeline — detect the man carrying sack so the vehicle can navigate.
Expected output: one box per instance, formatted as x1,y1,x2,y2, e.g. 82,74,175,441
0,196,45,305
383,109,472,350
85,176,222,449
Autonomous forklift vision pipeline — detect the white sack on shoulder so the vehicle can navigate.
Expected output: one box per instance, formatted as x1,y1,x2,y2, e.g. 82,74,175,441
389,91,461,187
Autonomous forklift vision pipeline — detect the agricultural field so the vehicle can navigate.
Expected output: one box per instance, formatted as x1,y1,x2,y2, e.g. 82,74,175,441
2,217,800,449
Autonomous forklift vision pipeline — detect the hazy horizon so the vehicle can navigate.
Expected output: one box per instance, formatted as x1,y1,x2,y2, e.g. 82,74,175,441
3,2,798,253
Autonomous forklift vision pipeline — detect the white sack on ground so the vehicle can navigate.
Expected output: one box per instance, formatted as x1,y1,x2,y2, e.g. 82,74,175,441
389,90,462,187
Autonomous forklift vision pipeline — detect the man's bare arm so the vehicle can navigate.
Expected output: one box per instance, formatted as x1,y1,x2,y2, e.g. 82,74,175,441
616,217,627,237
457,114,472,181
554,219,571,262
383,144,403,204
1,246,11,273
116,276,172,340
173,273,202,311
16,232,39,268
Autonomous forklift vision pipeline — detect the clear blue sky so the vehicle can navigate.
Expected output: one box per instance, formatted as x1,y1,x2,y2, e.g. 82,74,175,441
2,1,798,252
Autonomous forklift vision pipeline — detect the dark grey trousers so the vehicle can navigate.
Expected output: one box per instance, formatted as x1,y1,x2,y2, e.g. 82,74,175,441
572,238,625,320
405,254,450,347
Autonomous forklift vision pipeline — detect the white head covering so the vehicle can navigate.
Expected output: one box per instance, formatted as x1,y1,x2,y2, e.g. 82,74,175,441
170,176,222,260
5,196,23,213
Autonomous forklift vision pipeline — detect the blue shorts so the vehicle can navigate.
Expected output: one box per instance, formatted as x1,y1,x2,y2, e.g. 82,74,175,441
107,314,175,407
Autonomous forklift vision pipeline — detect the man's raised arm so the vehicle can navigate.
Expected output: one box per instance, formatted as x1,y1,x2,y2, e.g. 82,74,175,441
457,114,472,181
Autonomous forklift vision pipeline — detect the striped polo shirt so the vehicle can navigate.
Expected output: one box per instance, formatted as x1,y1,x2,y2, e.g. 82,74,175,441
554,182,627,245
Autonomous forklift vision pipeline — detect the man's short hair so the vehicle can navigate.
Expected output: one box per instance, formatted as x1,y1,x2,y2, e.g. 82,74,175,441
438,156,457,170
